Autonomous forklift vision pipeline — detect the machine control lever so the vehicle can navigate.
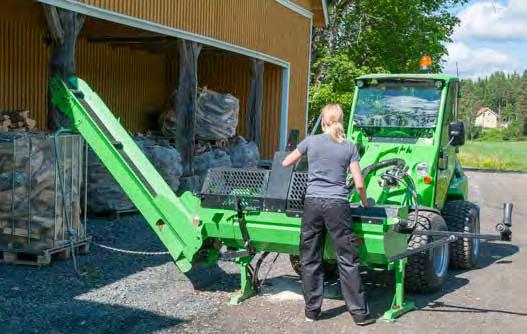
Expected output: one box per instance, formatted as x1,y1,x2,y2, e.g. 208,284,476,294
235,199,256,255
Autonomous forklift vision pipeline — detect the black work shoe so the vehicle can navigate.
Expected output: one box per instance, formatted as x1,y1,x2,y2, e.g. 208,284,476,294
352,314,376,326
305,310,319,322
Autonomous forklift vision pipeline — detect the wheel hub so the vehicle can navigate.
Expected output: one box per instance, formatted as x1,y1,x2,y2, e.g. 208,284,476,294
432,241,449,278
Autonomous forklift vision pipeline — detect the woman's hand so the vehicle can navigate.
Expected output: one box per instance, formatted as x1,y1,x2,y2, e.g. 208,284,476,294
282,149,303,168
350,161,368,207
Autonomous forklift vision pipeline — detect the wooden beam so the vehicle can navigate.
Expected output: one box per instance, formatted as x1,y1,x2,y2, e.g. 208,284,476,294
87,36,173,43
161,40,202,176
246,59,264,145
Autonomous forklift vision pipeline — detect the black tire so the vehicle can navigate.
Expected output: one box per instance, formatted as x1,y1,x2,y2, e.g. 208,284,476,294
442,200,481,269
405,211,450,293
289,254,339,280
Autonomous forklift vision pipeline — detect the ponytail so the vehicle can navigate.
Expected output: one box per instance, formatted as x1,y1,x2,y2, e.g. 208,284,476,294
321,104,345,143
327,122,345,143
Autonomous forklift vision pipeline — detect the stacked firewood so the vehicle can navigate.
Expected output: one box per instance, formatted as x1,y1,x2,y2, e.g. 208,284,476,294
0,133,84,251
86,135,184,214
0,110,37,132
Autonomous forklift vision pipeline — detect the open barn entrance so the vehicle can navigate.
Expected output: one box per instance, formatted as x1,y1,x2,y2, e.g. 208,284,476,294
0,0,286,215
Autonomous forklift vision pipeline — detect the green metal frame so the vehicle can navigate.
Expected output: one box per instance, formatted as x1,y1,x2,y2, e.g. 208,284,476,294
49,74,466,322
49,76,203,272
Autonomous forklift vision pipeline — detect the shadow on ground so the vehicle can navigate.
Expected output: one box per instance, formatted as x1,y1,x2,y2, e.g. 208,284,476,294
0,216,201,333
0,299,184,334
243,241,521,321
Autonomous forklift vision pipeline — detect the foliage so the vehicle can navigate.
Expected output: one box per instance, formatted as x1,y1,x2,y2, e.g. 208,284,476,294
309,0,468,130
308,54,383,129
459,70,527,140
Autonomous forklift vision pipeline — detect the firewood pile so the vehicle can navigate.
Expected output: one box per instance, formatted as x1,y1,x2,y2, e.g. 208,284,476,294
0,110,37,132
0,133,85,252
86,135,184,214
179,135,260,193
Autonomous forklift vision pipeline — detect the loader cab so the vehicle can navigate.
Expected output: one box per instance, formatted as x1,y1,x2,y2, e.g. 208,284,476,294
347,74,464,209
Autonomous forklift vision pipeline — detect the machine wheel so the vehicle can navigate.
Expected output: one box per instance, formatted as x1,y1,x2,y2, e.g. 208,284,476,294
289,255,339,280
405,211,450,293
442,200,480,269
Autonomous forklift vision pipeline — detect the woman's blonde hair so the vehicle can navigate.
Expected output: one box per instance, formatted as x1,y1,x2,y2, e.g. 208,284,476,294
321,104,345,143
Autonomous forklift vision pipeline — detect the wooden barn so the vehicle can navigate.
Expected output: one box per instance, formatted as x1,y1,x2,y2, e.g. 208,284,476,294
0,0,328,159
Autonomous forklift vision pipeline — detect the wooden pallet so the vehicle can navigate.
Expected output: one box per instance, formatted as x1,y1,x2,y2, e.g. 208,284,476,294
0,238,91,266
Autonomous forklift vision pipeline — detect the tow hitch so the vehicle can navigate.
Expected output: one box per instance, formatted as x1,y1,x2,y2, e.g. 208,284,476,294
390,203,513,262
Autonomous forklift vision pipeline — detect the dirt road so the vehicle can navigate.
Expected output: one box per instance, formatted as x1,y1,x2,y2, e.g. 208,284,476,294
0,171,525,333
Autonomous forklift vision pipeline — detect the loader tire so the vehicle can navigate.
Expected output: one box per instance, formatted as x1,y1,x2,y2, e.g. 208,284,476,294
289,255,338,281
442,200,480,269
405,211,450,293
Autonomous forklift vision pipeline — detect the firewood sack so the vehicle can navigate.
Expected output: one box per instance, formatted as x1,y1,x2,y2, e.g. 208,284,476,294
87,136,183,214
195,88,240,140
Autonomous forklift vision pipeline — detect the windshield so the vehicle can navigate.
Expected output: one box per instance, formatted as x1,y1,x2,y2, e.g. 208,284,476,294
353,80,442,128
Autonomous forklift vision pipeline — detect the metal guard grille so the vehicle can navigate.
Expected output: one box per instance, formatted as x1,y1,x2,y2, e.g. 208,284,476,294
201,168,270,198
287,172,308,212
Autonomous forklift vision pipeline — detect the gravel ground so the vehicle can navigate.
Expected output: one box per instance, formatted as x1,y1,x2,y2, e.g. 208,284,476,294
0,171,525,333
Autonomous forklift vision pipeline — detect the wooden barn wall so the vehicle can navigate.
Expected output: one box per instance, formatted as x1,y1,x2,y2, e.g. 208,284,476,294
168,53,282,159
76,41,167,132
0,0,167,133
78,0,311,139
1,0,297,158
0,1,50,130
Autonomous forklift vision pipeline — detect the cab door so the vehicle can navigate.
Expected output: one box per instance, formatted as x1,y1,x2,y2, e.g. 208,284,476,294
435,81,459,210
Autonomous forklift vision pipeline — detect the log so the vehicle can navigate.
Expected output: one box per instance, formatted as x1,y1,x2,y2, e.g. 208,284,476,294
0,110,38,132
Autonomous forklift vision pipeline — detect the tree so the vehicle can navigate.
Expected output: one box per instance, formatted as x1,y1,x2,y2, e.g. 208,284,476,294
309,0,468,128
515,71,527,138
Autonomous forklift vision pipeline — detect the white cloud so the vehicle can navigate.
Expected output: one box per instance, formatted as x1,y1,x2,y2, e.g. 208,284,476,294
454,0,527,41
444,42,522,79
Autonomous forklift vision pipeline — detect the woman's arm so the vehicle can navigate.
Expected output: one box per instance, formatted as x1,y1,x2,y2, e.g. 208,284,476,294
282,149,303,168
350,161,368,207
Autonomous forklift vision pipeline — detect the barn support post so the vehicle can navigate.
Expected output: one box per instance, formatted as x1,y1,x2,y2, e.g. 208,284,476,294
162,40,202,176
246,59,264,146
43,5,85,131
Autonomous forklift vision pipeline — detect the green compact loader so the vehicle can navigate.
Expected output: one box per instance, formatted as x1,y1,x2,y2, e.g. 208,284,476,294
49,72,513,321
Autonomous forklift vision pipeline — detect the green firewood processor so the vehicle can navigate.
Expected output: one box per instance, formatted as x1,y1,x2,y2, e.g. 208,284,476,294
49,64,513,321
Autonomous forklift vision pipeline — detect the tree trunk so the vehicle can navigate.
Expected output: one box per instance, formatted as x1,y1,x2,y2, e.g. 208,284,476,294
164,40,202,176
43,5,85,131
246,59,264,146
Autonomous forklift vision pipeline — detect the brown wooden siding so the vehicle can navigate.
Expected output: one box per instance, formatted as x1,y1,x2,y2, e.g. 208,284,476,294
77,0,311,138
1,1,285,157
0,8,50,130
0,8,167,133
77,41,167,132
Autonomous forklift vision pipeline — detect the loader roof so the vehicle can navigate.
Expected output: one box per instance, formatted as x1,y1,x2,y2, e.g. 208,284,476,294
356,73,458,82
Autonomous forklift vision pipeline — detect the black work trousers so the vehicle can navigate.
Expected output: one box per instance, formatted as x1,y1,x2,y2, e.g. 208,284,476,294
300,197,369,318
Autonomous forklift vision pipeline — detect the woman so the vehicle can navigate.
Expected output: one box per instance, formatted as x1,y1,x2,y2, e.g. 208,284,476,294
282,104,373,326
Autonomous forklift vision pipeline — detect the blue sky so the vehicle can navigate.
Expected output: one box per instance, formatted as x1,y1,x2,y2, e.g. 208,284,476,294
443,0,527,79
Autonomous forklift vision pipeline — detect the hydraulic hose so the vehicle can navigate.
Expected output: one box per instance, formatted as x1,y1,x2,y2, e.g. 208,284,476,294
348,158,406,189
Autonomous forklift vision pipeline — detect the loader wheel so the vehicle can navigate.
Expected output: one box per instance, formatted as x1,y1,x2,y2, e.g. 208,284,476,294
289,255,338,281
405,211,449,293
442,201,480,269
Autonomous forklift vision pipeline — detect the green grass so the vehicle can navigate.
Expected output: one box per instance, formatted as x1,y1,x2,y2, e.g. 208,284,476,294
459,141,527,171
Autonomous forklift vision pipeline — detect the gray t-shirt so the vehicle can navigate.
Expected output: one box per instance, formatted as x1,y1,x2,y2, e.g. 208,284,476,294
297,133,360,200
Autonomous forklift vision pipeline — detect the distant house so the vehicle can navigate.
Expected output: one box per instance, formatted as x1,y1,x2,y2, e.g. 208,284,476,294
475,107,499,128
